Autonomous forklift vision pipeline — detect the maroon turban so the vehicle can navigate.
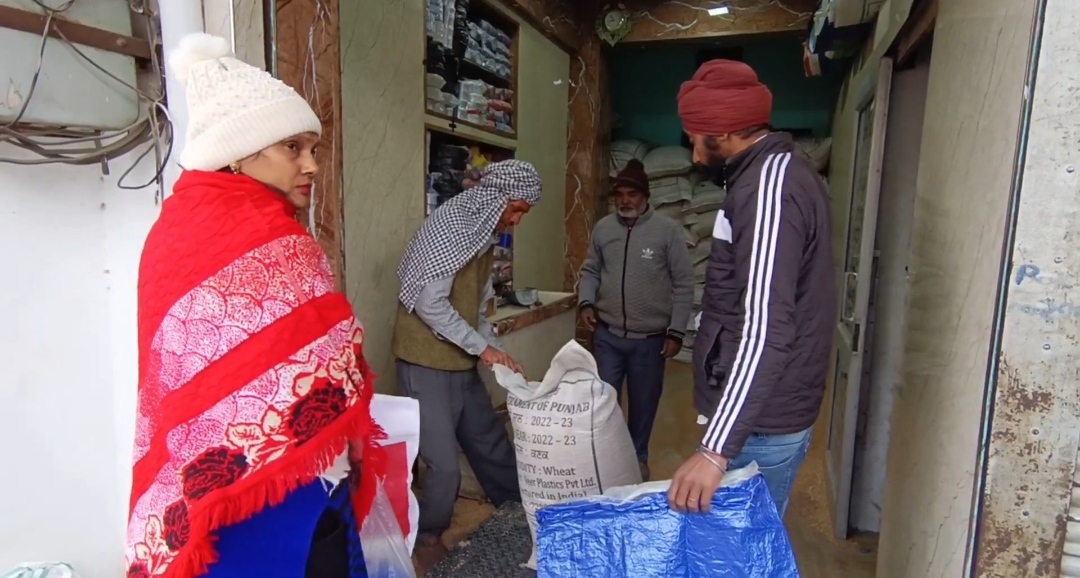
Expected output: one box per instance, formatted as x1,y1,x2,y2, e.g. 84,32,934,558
677,59,773,135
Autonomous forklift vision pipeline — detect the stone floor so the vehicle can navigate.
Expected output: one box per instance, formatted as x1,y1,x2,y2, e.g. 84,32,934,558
438,361,878,578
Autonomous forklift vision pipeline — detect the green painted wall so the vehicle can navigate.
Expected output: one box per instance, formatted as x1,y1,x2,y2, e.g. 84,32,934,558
610,39,843,146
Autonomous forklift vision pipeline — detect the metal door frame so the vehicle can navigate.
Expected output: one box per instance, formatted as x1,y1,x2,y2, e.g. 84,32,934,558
825,56,894,540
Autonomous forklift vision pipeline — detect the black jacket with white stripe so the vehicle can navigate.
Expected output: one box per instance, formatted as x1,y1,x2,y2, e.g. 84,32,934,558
692,132,836,459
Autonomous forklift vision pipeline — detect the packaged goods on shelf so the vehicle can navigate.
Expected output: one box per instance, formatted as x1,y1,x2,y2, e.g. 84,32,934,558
464,21,512,79
426,73,446,91
455,79,513,132
452,0,471,54
456,92,490,126
480,19,511,47
425,91,459,116
425,0,456,47
428,143,470,206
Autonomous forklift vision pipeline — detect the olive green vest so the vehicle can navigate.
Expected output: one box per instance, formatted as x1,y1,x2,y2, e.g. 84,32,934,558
392,250,494,371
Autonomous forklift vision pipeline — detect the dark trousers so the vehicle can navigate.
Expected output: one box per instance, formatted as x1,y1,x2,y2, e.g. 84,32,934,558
396,360,520,537
592,324,667,463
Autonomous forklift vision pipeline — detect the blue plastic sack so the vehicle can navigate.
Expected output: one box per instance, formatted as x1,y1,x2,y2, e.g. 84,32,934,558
535,472,800,578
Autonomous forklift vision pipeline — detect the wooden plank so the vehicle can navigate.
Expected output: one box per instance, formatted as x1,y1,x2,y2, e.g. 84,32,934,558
425,116,518,151
275,0,346,290
620,0,817,43
426,110,517,142
496,0,578,53
894,0,938,66
0,5,151,60
563,25,609,299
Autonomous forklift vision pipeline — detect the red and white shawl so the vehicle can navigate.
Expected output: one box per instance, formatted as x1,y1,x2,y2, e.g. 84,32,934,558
126,171,386,578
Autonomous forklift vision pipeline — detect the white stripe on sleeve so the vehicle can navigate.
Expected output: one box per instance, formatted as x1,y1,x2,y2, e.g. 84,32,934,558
703,152,792,453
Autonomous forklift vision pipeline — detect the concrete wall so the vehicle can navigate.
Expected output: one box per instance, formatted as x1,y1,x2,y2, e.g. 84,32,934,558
0,144,158,576
0,5,274,572
874,1,1037,576
339,0,427,388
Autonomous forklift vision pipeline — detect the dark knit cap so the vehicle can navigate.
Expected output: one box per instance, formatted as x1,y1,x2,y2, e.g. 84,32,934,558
613,159,649,196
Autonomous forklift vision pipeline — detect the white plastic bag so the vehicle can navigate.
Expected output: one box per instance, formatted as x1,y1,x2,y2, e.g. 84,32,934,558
360,478,418,578
1,563,79,578
369,394,421,553
601,462,761,503
495,340,642,569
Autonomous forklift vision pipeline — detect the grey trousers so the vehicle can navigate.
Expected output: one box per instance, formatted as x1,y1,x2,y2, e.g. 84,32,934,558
396,360,520,537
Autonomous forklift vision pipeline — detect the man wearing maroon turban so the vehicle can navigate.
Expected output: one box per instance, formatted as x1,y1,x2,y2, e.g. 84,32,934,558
668,59,837,521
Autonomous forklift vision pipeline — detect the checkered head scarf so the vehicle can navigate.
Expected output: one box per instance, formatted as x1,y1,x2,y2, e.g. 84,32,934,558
397,159,543,311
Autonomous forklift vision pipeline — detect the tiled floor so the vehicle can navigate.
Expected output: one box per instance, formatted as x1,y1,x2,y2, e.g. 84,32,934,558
440,361,878,578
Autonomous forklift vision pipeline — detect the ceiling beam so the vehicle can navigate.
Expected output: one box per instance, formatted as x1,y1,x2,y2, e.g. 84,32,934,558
498,0,580,52
618,0,817,43
894,0,938,66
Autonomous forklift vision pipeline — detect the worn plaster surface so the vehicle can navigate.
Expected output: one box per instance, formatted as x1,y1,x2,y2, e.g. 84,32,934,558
969,0,1080,575
873,1,1038,577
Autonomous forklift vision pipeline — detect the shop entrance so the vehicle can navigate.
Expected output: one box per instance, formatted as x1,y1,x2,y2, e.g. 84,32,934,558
604,30,933,578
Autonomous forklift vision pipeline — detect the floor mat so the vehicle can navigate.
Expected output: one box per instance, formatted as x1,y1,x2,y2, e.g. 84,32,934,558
427,502,536,578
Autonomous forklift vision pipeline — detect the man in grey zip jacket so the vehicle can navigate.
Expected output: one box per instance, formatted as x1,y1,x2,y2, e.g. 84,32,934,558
578,158,695,479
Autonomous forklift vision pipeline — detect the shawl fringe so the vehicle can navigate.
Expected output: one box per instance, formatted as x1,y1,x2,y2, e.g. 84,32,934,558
165,370,387,578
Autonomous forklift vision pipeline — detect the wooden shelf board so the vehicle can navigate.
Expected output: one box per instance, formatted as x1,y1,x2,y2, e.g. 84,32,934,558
424,111,517,150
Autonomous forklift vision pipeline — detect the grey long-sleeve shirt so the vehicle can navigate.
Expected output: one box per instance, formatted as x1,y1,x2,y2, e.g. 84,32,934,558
413,240,503,356
578,206,695,339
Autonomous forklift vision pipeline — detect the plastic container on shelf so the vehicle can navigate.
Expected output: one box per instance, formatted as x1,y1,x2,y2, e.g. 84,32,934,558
457,93,487,123
458,79,487,98
426,100,447,115
425,73,445,87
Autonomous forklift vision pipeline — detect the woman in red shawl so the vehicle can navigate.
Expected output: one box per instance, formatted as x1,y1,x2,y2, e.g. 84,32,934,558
126,33,384,578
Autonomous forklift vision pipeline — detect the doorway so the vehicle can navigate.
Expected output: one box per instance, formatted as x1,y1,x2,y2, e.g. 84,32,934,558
602,28,935,578
605,32,882,578
825,39,934,542
847,41,933,535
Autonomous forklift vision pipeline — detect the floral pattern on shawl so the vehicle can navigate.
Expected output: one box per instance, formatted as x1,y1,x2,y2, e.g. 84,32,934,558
127,229,378,578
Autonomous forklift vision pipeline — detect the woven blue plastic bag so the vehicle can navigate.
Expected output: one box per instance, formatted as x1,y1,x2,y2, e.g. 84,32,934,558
535,464,800,578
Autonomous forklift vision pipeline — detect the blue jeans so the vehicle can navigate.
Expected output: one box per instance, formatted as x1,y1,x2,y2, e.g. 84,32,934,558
593,323,667,463
727,427,813,517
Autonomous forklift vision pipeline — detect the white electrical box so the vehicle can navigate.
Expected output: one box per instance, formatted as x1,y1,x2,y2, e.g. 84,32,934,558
0,0,139,130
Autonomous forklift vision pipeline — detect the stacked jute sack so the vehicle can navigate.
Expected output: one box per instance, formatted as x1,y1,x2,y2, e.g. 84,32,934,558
609,135,834,362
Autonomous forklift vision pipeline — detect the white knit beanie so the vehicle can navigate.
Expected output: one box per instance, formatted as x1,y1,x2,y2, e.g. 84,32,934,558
169,33,322,171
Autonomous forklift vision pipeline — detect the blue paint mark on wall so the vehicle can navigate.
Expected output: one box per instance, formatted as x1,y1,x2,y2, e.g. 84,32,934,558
1015,264,1040,285
1019,298,1080,321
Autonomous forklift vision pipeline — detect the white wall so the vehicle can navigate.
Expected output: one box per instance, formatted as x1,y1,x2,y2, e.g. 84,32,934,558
0,143,158,576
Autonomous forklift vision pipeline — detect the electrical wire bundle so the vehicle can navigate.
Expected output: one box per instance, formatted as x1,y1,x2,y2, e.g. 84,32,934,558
0,0,173,198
